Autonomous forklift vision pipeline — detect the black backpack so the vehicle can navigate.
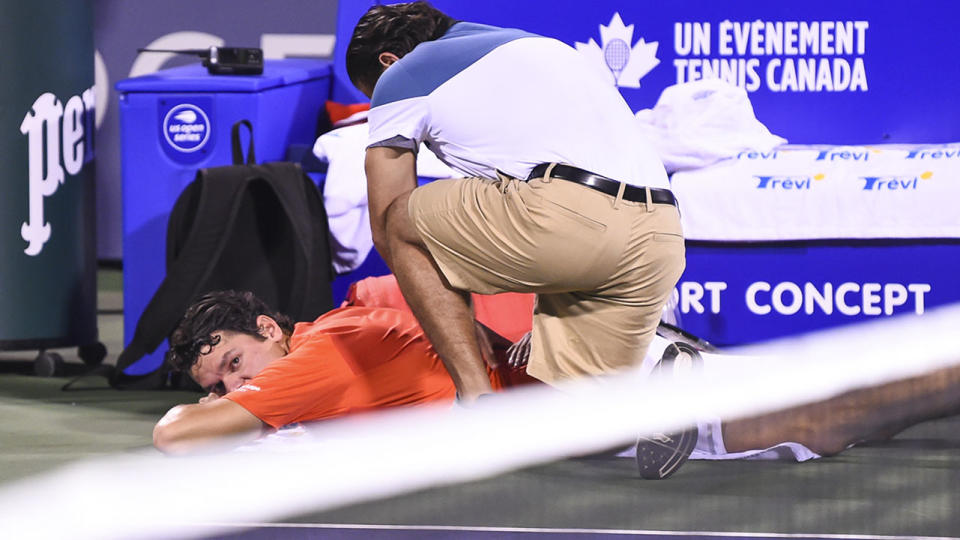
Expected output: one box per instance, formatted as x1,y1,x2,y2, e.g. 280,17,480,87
102,121,334,389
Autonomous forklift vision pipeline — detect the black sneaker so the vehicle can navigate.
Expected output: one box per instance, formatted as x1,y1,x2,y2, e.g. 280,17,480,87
635,342,703,479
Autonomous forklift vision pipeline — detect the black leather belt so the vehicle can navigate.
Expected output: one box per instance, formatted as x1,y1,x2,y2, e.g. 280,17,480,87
527,163,677,206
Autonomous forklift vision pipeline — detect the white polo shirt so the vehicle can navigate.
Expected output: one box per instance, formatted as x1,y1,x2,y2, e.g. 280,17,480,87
367,22,669,189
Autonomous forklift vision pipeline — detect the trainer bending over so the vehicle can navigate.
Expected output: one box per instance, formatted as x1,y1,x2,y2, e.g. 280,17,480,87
348,2,684,402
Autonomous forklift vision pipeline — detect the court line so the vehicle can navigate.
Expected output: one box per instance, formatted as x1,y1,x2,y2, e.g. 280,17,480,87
208,522,956,540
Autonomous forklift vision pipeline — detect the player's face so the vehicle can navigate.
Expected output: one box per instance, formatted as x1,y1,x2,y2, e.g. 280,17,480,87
190,326,286,396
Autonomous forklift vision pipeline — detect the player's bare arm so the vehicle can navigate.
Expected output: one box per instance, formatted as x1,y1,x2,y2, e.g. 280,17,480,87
153,394,267,454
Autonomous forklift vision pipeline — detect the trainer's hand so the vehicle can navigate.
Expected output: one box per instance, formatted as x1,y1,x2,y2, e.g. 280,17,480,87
198,392,220,404
506,331,532,368
474,320,499,369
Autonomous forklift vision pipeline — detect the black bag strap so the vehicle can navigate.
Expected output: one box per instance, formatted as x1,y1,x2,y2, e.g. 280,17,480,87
112,166,258,386
300,173,335,315
253,162,334,318
231,119,256,165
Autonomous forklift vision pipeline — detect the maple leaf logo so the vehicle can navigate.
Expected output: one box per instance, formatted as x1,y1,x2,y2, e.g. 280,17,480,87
575,13,660,88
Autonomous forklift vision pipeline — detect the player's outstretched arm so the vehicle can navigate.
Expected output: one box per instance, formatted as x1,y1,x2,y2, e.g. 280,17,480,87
153,396,267,454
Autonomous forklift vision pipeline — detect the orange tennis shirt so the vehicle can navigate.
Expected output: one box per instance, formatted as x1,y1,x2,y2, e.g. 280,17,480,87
223,302,537,429
223,306,458,428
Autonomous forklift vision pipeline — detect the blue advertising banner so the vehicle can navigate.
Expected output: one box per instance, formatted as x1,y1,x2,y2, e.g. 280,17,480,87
678,241,960,346
336,0,959,145
330,1,960,347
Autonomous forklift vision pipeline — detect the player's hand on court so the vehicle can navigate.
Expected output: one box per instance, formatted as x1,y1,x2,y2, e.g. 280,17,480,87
506,331,532,368
198,392,220,404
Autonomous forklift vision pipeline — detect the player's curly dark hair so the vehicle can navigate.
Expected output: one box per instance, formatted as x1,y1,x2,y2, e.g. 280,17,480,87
166,290,295,373
346,1,457,93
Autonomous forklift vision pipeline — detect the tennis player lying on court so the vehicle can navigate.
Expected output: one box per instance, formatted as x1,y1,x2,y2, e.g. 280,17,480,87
153,278,537,455
154,276,960,478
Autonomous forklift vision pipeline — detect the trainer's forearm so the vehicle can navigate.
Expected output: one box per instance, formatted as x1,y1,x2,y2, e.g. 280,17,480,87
364,146,493,401
365,146,418,265
395,255,493,401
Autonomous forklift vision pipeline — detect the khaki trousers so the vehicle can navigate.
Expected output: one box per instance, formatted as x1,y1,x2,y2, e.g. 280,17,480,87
408,168,685,384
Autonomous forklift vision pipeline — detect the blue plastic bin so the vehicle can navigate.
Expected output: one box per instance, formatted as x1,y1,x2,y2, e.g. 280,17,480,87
116,59,331,374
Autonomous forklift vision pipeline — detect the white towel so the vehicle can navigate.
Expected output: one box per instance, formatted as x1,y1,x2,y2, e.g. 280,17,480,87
313,123,457,273
636,78,787,174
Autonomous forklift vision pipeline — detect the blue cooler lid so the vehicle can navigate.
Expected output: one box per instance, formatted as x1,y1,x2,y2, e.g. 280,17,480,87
115,58,332,93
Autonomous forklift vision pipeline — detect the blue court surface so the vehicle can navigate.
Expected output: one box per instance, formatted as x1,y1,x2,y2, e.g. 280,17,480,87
1,269,957,540
3,370,957,540
200,414,960,540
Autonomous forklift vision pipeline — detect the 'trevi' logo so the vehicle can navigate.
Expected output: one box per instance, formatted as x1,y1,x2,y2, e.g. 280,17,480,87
575,13,660,88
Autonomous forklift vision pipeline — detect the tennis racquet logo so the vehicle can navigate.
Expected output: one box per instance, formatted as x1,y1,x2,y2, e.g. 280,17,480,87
575,13,660,89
